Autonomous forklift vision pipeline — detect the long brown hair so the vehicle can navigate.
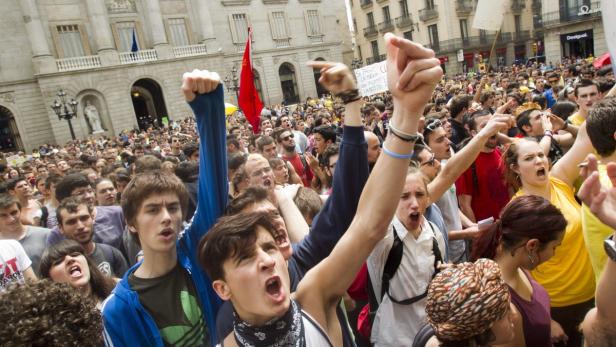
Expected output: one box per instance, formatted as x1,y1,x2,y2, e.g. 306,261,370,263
471,195,567,261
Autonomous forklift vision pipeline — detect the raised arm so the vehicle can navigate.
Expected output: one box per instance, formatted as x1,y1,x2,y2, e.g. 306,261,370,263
578,159,616,330
551,123,593,187
298,34,442,306
428,114,512,202
181,70,229,249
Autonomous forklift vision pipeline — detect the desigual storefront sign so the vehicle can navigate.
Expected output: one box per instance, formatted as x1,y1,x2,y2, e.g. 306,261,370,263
562,30,593,42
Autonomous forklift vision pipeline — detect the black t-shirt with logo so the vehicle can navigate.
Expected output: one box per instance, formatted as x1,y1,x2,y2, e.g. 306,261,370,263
129,264,209,347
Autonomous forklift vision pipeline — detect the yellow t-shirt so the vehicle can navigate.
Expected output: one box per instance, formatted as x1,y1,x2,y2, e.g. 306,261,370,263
514,177,596,307
581,164,614,283
568,112,585,126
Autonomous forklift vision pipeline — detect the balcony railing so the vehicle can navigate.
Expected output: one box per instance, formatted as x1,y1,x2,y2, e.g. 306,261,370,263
172,44,207,58
533,15,543,29
309,35,324,44
56,55,101,72
366,54,386,65
363,25,378,38
531,0,541,14
455,0,473,16
274,38,291,48
514,30,531,42
511,0,526,13
542,2,601,27
419,6,439,22
378,20,394,33
119,49,158,64
360,0,372,8
428,33,513,53
395,13,413,28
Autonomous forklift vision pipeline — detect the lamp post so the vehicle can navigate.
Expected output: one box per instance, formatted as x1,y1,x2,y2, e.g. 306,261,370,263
224,65,240,103
50,89,78,140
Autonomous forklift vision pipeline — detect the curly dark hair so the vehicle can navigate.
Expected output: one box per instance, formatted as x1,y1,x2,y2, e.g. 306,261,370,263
0,280,103,346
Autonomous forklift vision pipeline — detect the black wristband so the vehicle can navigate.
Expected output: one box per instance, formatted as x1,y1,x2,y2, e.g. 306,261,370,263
336,89,361,104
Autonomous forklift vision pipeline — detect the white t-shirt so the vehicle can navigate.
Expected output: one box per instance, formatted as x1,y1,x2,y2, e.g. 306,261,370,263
0,239,32,291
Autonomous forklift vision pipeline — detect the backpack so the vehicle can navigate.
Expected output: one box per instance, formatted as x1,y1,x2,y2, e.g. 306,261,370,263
359,222,443,338
412,323,437,347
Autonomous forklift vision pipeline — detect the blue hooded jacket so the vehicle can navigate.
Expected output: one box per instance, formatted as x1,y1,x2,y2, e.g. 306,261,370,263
102,86,228,347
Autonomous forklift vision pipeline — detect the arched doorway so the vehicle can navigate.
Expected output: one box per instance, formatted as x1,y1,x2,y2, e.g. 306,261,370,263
279,63,299,105
0,106,23,152
312,57,328,98
131,78,169,130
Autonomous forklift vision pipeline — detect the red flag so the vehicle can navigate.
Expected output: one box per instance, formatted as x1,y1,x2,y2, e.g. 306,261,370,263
238,27,263,134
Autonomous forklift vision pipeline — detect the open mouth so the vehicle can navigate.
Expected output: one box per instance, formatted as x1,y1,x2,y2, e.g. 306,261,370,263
263,178,272,187
265,276,284,302
536,167,546,177
69,264,82,278
160,228,175,239
409,212,421,223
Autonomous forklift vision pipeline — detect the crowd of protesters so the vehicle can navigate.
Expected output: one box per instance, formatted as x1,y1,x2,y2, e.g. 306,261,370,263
0,32,615,347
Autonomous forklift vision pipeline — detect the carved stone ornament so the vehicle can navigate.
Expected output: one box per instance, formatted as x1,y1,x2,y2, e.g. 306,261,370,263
0,92,15,104
106,0,136,13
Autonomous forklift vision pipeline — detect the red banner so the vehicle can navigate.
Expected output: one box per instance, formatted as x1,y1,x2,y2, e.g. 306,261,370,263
238,27,264,134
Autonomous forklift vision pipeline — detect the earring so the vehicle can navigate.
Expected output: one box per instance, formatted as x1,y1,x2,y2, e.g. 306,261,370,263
527,252,535,266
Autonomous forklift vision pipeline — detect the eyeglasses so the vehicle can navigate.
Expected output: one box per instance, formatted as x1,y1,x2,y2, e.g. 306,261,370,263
425,119,443,132
281,134,294,141
421,153,437,167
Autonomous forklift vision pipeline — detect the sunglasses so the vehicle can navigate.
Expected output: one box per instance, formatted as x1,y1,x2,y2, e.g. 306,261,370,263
425,119,443,132
281,134,295,141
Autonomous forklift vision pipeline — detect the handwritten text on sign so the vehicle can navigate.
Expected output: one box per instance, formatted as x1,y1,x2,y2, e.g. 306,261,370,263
354,61,388,97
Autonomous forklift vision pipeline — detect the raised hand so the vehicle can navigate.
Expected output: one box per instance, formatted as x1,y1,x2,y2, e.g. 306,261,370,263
306,61,356,95
181,69,221,102
578,155,616,230
384,33,443,117
478,114,513,137
540,113,553,132
548,113,566,132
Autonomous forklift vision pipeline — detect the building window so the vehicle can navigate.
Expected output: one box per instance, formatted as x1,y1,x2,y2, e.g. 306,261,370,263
403,30,413,41
399,0,409,15
371,40,379,59
479,29,487,43
514,15,521,34
305,10,322,36
56,25,86,58
358,45,363,60
116,22,137,52
459,19,468,40
428,24,439,49
383,6,391,22
367,12,375,27
270,11,289,39
168,18,190,46
230,13,249,43
426,0,435,9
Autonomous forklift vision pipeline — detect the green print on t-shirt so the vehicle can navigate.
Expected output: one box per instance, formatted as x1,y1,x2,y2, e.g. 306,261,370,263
160,290,206,346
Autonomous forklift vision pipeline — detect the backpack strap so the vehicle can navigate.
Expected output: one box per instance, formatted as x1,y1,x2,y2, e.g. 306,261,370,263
385,222,443,306
412,323,436,347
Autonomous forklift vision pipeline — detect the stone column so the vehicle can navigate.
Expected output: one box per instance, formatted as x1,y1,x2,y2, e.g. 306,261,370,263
18,0,56,73
194,1,218,50
143,0,171,59
84,0,119,65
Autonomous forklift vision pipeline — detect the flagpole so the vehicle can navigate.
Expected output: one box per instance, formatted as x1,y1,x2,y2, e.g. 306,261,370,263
487,29,500,73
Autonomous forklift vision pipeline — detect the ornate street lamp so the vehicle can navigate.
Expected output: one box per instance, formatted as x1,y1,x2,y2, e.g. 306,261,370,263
224,65,240,102
50,89,78,140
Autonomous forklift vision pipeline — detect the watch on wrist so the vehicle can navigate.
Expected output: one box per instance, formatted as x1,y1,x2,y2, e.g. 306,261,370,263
605,235,616,262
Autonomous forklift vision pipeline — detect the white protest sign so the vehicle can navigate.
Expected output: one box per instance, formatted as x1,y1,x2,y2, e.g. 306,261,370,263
473,0,508,31
354,61,388,97
457,49,464,62
602,0,616,74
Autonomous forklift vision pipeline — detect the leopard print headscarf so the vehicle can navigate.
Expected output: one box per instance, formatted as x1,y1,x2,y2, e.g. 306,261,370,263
426,258,510,341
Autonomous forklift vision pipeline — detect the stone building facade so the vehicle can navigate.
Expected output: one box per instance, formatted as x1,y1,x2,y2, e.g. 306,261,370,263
0,0,352,151
350,0,543,74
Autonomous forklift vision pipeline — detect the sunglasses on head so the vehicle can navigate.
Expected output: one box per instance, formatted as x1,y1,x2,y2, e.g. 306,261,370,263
425,119,443,132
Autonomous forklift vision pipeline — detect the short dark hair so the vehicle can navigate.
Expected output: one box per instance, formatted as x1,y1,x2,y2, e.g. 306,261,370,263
198,211,276,281
256,135,275,151
574,79,599,97
182,142,199,158
121,172,188,230
550,101,577,121
175,161,199,183
449,95,473,117
56,197,93,227
5,177,27,191
55,173,91,202
226,186,270,216
134,155,162,174
516,108,539,136
0,194,20,210
228,152,248,172
313,125,336,143
587,97,616,157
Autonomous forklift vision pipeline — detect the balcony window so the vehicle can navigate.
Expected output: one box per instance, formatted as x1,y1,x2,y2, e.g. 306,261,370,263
116,22,137,52
403,30,413,41
229,13,249,43
428,24,439,51
269,11,290,40
371,40,379,60
305,10,322,36
367,12,375,27
399,0,409,15
168,18,190,47
383,6,391,22
56,25,86,58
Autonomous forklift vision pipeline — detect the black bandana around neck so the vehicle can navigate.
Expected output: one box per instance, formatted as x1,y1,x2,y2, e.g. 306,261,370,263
233,299,306,347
